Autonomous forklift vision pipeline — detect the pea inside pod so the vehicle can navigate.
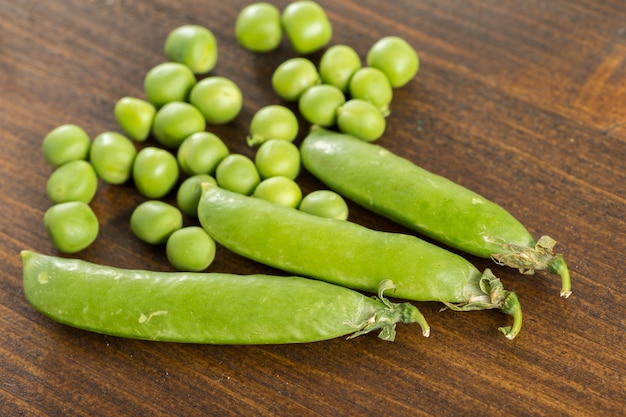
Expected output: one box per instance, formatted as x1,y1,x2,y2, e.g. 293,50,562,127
300,127,571,298
198,184,522,339
21,251,428,343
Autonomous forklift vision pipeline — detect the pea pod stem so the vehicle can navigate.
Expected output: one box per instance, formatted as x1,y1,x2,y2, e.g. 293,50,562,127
491,236,572,298
300,127,571,298
21,251,427,344
441,269,522,340
198,184,522,339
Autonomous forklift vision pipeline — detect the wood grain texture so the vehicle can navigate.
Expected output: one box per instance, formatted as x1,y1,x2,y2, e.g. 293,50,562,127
1,0,624,415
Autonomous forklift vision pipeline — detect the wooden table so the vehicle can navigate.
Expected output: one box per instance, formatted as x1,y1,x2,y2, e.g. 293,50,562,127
2,1,624,415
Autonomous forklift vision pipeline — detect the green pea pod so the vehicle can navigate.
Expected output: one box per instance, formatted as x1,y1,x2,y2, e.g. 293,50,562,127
198,184,523,339
21,251,426,344
300,127,571,298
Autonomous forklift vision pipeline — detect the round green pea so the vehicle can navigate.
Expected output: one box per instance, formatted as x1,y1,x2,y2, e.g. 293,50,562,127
247,105,299,146
130,200,182,245
44,201,99,253
164,24,218,74
336,99,386,142
348,67,393,116
114,97,156,142
215,154,260,195
176,174,217,217
46,160,98,204
254,139,301,180
235,2,283,53
42,124,91,168
299,190,349,220
166,226,216,272
177,131,229,176
298,84,346,127
271,57,320,102
152,101,206,149
89,132,137,184
366,36,419,88
281,1,332,54
319,44,362,93
132,147,179,199
144,62,196,108
189,76,243,125
253,176,302,208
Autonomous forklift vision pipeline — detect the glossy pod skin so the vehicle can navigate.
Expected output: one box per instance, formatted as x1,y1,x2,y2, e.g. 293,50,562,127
300,127,571,298
198,185,522,339
21,251,426,344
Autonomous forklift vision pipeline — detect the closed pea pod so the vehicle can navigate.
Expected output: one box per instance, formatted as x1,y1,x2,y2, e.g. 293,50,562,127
198,184,523,339
300,127,571,297
21,251,427,343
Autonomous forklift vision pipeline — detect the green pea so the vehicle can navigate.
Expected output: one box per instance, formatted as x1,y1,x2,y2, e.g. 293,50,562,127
254,139,301,180
46,160,98,204
114,97,156,142
253,176,302,208
189,76,242,125
349,67,393,116
164,24,217,74
198,185,522,339
298,84,346,127
336,99,386,142
42,124,91,168
166,226,216,272
176,174,217,217
152,101,206,149
271,57,320,102
132,147,179,199
89,131,137,185
281,1,332,54
235,2,283,53
247,105,299,147
366,36,419,88
319,44,362,93
144,62,196,108
130,200,182,245
22,251,426,343
44,202,99,253
177,132,229,176
299,190,348,220
300,127,572,298
215,154,260,195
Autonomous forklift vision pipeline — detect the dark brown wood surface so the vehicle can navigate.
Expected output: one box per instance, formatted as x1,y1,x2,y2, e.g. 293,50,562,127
1,1,624,415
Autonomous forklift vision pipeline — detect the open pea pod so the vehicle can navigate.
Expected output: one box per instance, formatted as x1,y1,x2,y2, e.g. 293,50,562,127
198,184,523,339
300,127,571,298
21,251,427,344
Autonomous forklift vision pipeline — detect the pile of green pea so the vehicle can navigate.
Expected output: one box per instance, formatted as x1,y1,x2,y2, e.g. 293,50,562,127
40,0,419,272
